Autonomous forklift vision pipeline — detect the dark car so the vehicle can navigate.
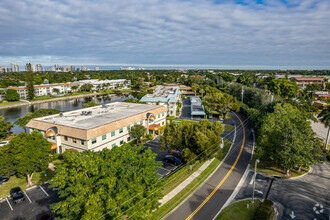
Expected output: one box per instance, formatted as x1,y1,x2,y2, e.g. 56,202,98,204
170,151,183,161
10,187,25,204
164,155,182,165
0,176,9,186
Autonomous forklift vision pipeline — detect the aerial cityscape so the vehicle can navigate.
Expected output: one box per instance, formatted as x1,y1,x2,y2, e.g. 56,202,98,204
0,0,329,220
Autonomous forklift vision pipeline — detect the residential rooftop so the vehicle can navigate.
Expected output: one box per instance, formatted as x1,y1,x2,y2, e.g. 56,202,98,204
35,102,163,130
140,86,181,103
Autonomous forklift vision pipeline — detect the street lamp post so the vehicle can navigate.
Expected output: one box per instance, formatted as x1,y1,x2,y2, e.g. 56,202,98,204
251,159,260,203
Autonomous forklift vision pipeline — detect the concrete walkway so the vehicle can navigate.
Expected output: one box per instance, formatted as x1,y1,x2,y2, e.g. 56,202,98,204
159,158,215,206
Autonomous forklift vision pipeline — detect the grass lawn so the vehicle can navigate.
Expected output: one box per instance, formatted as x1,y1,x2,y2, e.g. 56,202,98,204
216,199,261,220
33,95,54,101
0,101,24,106
32,91,95,101
252,157,310,178
166,117,198,125
224,124,235,132
225,113,232,120
150,139,232,220
0,169,55,199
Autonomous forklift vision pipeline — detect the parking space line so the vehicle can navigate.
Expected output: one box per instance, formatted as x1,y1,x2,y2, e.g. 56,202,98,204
6,198,13,211
39,185,49,197
23,191,32,203
158,166,171,172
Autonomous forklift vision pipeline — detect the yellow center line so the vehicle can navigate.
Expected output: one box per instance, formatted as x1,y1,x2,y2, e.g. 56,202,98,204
186,113,246,220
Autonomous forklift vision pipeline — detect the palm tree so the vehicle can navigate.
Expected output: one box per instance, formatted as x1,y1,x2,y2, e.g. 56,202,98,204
318,108,330,150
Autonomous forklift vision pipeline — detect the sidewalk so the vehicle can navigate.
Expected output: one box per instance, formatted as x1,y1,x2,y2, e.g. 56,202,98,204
159,158,215,206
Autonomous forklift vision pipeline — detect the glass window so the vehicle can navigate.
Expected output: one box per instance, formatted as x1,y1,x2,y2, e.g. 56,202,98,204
64,136,68,141
134,123,137,126
111,131,115,137
158,114,160,118
127,137,131,142
120,140,124,145
102,134,106,140
149,119,154,123
162,112,164,116
119,128,123,133
92,138,97,144
140,120,143,125
112,143,116,148
81,140,85,145
127,125,130,131
72,138,77,143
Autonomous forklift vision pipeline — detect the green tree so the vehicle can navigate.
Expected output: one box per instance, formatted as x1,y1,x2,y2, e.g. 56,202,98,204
160,120,223,163
131,125,145,144
71,85,79,92
50,145,162,219
0,131,52,186
0,116,13,139
52,88,60,94
5,89,20,101
318,108,330,150
26,63,35,100
80,84,94,91
15,109,61,129
268,78,298,97
202,92,240,119
256,103,324,174
82,100,98,108
305,83,322,92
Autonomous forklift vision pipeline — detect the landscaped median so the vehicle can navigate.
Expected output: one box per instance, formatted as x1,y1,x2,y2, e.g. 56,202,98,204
216,198,276,220
149,139,232,220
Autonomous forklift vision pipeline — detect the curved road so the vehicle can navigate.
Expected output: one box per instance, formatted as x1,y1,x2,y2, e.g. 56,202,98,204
164,113,254,220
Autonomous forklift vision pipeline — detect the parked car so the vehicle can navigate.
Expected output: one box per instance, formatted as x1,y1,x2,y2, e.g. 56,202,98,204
10,187,25,204
0,141,9,147
164,155,182,165
0,176,9,186
170,151,183,161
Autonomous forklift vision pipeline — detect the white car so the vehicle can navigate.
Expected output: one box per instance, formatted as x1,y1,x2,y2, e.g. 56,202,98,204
0,141,9,147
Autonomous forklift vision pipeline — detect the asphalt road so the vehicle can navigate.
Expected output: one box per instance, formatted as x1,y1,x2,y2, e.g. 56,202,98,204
164,112,254,220
233,162,330,220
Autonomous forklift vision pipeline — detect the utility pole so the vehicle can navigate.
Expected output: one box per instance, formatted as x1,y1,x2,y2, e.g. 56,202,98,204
241,86,244,103
252,159,260,203
325,127,330,150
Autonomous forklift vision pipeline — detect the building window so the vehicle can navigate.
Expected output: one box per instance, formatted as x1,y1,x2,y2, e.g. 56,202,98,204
134,123,137,126
111,131,115,137
158,114,160,118
140,120,143,125
72,138,77,143
64,136,68,141
119,128,123,133
102,134,106,140
120,140,124,145
112,143,116,148
92,138,97,144
48,136,55,140
149,119,154,123
127,125,130,131
127,137,131,142
162,112,164,117
81,140,85,145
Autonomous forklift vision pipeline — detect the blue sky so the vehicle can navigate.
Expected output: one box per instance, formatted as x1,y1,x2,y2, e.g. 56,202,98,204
0,0,329,69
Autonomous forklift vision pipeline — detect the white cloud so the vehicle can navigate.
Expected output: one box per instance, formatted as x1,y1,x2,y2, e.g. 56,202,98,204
0,0,329,68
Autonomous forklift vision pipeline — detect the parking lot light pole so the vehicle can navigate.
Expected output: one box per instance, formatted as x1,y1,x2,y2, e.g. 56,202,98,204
251,159,260,203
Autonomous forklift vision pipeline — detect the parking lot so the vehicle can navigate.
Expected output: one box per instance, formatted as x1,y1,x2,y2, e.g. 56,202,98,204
0,183,58,220
143,136,180,178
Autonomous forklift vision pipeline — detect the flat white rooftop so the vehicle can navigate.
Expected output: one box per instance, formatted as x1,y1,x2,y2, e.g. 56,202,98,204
38,102,161,130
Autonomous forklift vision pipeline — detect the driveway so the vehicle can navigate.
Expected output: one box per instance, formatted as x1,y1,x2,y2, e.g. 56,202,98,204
232,162,330,220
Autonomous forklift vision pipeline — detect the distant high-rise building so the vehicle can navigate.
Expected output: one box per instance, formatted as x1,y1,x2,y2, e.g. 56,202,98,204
55,64,60,72
70,66,75,71
7,68,12,72
44,66,56,71
81,66,87,71
0,66,6,73
94,67,100,71
10,63,19,72
120,67,135,70
35,64,43,72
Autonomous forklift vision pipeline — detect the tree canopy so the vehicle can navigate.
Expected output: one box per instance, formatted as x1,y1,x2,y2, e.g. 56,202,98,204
256,103,324,174
5,89,20,101
160,120,223,163
50,144,162,219
0,116,13,139
202,92,240,118
15,109,61,129
0,131,52,186
26,63,35,100
268,78,298,97
130,125,145,144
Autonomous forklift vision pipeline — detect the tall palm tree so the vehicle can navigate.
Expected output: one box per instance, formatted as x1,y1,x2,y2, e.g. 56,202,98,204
318,108,330,150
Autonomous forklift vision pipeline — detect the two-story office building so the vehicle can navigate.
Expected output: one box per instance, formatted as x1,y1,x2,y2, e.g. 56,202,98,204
140,85,181,116
26,102,167,153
